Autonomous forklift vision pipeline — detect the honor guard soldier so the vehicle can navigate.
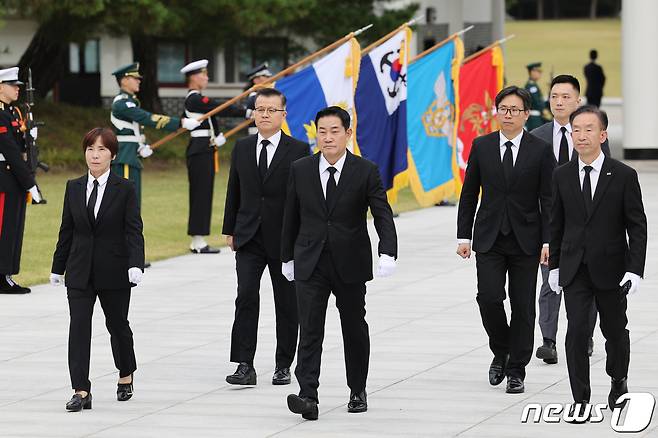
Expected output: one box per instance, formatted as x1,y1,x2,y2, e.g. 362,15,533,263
181,59,246,253
524,62,550,131
110,62,200,205
0,67,42,294
244,63,273,135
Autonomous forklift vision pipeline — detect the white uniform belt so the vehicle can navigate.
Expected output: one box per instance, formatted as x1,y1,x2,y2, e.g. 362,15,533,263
117,135,141,143
529,110,541,116
191,130,211,137
0,153,5,161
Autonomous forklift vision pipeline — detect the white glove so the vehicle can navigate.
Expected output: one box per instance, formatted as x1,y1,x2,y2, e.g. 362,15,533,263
245,109,253,119
50,273,65,286
182,118,201,130
137,144,153,158
548,268,561,294
377,254,396,278
281,260,295,282
28,185,42,203
619,272,641,295
214,133,227,147
29,127,38,140
128,267,143,285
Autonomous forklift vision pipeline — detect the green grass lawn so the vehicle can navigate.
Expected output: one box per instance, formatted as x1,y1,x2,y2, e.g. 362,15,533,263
504,19,620,98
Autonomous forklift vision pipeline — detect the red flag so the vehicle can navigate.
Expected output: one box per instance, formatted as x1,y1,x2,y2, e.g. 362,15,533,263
457,46,504,183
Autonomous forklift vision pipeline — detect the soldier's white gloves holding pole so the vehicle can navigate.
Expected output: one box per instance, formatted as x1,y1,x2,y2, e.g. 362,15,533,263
214,133,227,147
182,118,201,130
138,144,153,158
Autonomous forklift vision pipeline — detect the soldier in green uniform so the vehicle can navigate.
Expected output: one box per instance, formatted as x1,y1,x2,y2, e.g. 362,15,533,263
524,62,550,131
110,63,200,204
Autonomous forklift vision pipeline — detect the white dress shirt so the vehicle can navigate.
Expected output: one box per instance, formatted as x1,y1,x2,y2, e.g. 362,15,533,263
86,168,110,218
319,152,347,198
499,130,524,164
578,151,605,199
256,130,282,167
552,121,574,161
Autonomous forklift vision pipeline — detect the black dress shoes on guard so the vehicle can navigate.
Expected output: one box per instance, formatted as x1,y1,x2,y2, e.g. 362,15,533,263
287,394,319,420
66,393,92,412
190,245,221,254
347,390,368,413
226,362,257,385
272,367,291,385
489,354,508,386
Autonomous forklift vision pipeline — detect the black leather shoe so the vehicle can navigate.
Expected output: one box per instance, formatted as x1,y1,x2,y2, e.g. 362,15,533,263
505,376,524,394
66,393,92,412
566,401,590,424
272,367,291,385
144,262,151,269
287,394,318,420
117,375,134,401
587,338,594,357
536,338,558,364
347,390,367,413
0,277,30,294
190,245,221,254
609,377,628,410
226,362,256,385
489,354,508,386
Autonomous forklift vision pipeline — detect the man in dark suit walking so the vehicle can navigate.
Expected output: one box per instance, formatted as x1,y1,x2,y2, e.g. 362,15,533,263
584,50,606,108
282,107,397,420
530,75,610,364
222,88,309,386
549,106,646,420
457,86,554,394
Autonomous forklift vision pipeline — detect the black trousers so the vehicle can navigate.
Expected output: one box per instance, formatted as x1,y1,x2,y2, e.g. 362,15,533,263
295,249,369,403
563,263,630,402
230,231,298,367
475,232,539,380
0,190,27,275
187,151,215,236
67,285,136,392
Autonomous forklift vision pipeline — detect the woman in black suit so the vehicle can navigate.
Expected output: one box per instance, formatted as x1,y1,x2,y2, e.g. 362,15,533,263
50,127,145,411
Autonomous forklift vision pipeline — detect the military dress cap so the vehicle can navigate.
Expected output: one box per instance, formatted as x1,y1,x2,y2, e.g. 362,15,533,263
526,62,542,70
112,62,143,79
180,59,208,75
246,62,272,80
0,67,23,85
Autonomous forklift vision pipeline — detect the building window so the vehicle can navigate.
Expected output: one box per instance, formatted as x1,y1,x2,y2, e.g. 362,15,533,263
157,42,216,85
226,37,288,84
69,39,99,74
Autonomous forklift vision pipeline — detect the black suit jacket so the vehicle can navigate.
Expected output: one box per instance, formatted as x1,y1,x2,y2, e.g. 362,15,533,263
584,62,605,100
530,121,611,160
51,172,145,290
222,132,310,259
457,130,554,255
549,157,647,290
281,151,397,283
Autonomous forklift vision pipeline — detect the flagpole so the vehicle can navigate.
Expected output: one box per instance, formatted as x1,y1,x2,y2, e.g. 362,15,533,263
362,14,423,55
152,24,373,149
409,25,474,64
462,34,516,64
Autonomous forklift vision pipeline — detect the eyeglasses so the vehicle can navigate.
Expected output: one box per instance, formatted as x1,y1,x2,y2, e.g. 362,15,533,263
497,107,525,116
254,107,285,115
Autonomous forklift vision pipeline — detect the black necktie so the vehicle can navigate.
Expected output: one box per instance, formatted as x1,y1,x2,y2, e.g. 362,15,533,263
325,166,337,207
501,141,514,235
583,165,593,216
558,126,570,165
87,179,99,224
259,139,270,180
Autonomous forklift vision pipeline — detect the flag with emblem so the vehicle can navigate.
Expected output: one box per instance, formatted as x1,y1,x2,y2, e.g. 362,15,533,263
406,37,464,207
354,27,411,203
457,45,504,184
275,39,361,152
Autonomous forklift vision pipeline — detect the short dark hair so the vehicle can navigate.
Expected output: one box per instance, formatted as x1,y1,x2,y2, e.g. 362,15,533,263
495,86,532,110
254,87,286,107
590,49,598,60
82,127,119,156
550,74,580,94
569,105,608,129
315,106,351,130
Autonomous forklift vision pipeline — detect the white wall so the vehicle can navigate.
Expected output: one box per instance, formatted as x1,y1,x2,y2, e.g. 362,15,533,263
0,19,38,67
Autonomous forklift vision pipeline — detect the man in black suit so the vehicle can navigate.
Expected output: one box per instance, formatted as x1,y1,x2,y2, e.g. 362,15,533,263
457,86,554,394
283,106,397,420
549,106,646,420
222,88,309,386
530,75,610,365
584,49,606,108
